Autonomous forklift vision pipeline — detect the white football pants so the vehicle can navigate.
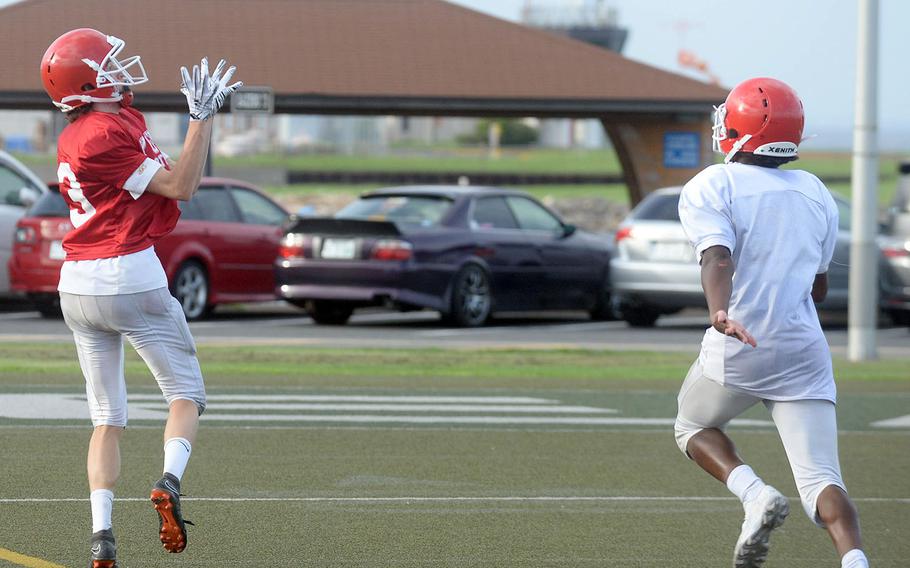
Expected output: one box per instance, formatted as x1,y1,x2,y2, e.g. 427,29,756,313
675,362,846,526
60,288,206,428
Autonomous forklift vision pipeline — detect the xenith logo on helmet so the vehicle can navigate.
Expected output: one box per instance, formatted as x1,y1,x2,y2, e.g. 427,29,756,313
753,141,798,157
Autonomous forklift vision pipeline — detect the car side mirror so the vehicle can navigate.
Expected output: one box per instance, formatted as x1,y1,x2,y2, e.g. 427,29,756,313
19,186,40,208
561,223,577,238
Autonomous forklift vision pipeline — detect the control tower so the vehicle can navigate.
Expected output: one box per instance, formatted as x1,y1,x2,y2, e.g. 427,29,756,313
521,0,628,53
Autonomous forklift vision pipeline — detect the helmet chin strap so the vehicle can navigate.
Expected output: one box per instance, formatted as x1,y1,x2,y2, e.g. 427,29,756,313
724,134,752,163
119,87,133,108
57,91,124,112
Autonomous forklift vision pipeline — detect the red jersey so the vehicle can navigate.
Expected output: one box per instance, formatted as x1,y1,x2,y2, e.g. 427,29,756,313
57,107,180,260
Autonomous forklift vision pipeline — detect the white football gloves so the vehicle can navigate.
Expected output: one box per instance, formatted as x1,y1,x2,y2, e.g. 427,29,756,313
180,57,243,121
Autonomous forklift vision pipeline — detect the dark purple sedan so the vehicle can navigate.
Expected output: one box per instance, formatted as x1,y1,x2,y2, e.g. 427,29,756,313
275,186,614,326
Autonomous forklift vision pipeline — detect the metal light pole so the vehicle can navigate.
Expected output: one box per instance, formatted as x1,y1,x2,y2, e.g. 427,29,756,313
847,0,879,361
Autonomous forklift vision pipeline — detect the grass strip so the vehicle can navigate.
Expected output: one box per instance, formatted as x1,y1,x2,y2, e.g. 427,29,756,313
2,343,907,386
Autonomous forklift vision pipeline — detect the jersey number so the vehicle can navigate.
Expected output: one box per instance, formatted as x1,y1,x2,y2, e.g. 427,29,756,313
57,162,96,228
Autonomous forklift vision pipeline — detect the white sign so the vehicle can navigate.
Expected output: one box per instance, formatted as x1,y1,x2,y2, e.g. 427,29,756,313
230,86,274,114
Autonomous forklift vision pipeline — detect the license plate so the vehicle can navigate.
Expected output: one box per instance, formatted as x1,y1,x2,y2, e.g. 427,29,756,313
49,240,66,260
321,238,356,259
650,242,692,262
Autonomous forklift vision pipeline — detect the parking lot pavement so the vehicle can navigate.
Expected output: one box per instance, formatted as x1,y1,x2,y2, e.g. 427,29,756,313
0,302,906,357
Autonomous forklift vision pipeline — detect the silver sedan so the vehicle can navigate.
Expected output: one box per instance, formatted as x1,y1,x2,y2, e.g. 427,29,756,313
609,186,909,327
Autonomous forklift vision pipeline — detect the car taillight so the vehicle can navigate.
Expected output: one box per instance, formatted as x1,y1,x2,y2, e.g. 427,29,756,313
39,221,73,241
882,246,909,258
615,226,633,244
14,226,36,244
371,239,413,261
278,233,306,259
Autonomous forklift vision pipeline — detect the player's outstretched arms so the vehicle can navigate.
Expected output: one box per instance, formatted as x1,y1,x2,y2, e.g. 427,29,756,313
146,58,242,201
146,120,212,201
203,58,243,119
181,57,243,122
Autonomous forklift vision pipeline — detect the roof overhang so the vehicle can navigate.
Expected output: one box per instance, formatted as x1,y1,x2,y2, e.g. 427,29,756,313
2,0,726,117
3,91,712,119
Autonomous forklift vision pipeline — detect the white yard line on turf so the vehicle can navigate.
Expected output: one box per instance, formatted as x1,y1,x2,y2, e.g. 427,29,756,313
1,496,907,504
871,414,910,427
193,403,619,414
2,424,906,434
128,394,556,404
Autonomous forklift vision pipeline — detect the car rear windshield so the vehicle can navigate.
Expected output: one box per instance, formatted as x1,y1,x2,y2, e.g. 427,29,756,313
28,190,69,217
630,193,681,221
336,195,452,227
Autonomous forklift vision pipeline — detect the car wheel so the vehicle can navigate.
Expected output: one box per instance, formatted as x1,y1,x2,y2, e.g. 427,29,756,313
171,261,212,321
446,264,492,327
624,307,660,328
307,301,354,325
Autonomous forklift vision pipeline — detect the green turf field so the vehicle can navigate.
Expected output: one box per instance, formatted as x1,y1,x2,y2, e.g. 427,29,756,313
1,344,907,567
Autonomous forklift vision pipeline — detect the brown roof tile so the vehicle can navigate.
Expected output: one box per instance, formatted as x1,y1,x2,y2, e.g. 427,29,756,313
1,0,726,113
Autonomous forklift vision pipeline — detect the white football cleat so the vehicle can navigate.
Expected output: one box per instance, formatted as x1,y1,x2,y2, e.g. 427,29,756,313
733,485,790,568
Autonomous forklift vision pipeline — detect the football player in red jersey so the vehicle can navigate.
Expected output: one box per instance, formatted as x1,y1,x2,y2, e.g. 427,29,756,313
40,28,241,567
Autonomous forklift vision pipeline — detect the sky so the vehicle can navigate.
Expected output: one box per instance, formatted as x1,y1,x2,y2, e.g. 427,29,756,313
447,0,909,150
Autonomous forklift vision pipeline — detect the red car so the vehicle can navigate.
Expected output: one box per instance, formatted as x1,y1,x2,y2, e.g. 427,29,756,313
8,178,289,319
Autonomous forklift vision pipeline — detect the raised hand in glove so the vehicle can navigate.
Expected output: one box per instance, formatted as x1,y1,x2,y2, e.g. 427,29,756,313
180,57,243,121
180,57,215,121
205,58,243,116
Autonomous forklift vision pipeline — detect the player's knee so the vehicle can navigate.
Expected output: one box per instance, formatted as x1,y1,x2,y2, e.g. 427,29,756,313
800,479,847,528
91,406,127,428
813,483,858,527
167,393,206,416
194,396,206,415
674,417,701,457
92,423,125,436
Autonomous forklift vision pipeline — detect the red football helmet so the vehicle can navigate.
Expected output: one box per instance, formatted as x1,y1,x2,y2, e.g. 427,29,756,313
712,77,805,163
40,28,147,112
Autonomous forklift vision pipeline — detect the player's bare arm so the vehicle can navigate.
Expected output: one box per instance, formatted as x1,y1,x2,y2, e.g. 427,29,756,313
146,58,242,201
145,120,213,201
700,245,757,347
812,272,829,302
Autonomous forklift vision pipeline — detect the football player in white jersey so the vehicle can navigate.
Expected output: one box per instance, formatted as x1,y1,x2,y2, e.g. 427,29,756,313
674,77,868,568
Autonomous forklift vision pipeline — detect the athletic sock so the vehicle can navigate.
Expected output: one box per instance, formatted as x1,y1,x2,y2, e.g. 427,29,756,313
90,489,114,533
841,549,869,568
726,464,766,504
162,437,192,481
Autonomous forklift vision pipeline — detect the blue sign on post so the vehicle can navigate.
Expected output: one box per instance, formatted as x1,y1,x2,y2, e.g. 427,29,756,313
663,132,701,168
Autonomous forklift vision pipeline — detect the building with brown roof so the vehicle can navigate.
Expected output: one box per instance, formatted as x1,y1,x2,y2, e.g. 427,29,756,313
0,0,727,201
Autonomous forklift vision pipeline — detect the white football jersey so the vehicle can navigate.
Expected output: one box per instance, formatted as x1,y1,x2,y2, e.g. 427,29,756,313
678,162,839,402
